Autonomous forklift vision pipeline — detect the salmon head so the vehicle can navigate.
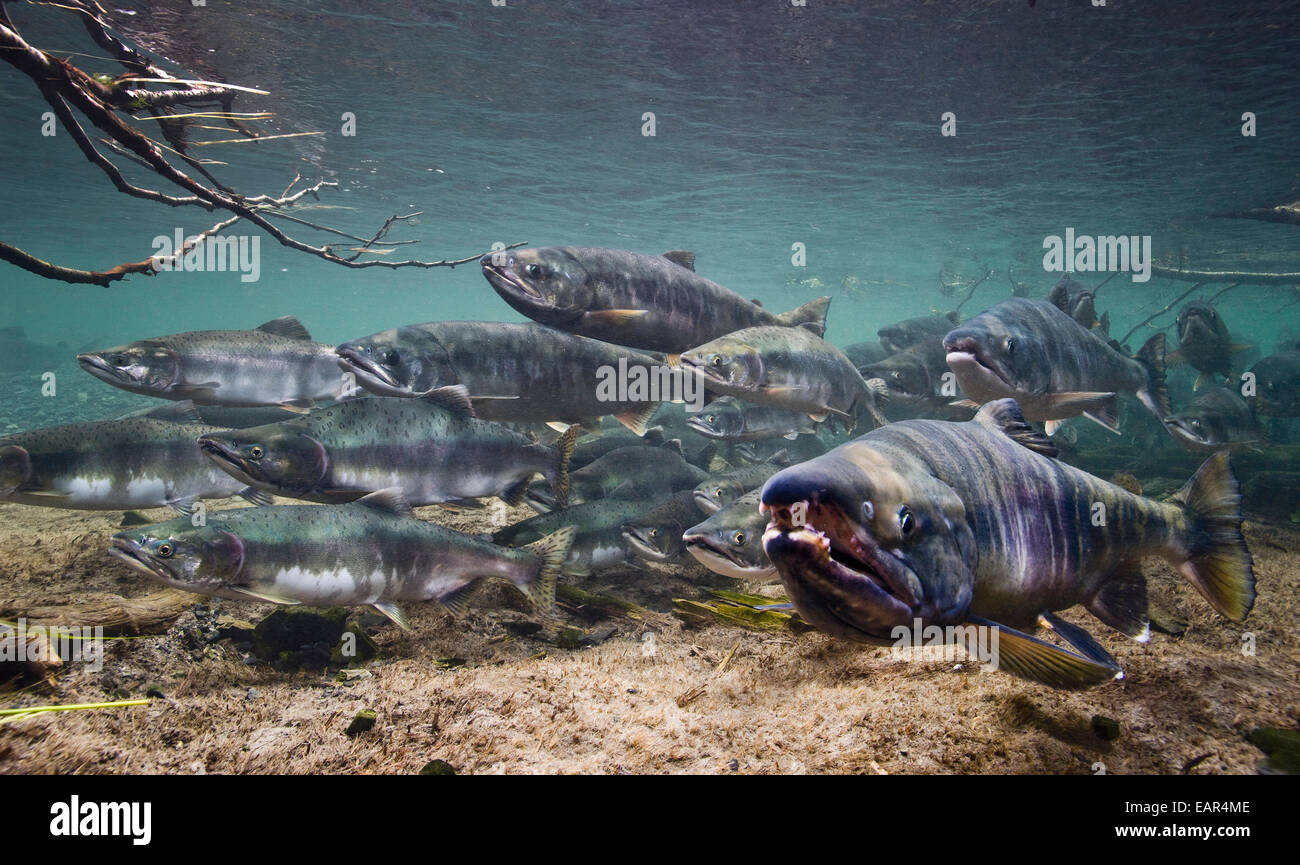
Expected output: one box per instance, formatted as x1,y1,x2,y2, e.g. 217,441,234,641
760,442,976,641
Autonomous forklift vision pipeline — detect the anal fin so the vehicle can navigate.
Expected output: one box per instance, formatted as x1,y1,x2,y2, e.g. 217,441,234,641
438,580,478,614
1087,562,1150,642
1037,611,1122,668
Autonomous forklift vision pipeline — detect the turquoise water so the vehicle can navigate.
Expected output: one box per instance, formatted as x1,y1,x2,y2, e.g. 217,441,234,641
0,0,1297,418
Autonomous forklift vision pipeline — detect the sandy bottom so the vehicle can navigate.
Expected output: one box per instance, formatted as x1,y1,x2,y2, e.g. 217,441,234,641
1,498,1297,775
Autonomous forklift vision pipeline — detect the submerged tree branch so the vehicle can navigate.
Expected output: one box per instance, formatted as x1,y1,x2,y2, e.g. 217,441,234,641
0,1,520,284
1151,264,1300,285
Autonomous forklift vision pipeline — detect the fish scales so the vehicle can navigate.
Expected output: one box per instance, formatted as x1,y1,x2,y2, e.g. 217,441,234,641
336,321,666,429
0,413,249,510
110,492,573,623
78,317,341,409
760,399,1252,687
200,392,572,506
874,418,1178,621
480,246,829,353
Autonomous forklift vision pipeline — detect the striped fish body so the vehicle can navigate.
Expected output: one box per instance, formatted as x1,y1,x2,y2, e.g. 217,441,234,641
336,321,666,431
866,416,1183,626
944,298,1167,429
760,399,1253,688
687,397,819,441
681,326,886,431
1163,386,1262,453
0,415,246,510
480,246,829,353
529,445,707,510
78,317,342,410
495,497,652,576
198,392,574,506
110,492,571,619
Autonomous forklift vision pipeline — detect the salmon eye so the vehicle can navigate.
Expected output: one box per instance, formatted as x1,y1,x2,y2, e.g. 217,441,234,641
710,355,725,367
109,353,129,366
157,542,173,558
380,348,400,365
733,531,746,545
650,528,660,539
899,506,915,535
525,263,544,279
1004,338,1016,356
249,445,264,459
706,415,715,424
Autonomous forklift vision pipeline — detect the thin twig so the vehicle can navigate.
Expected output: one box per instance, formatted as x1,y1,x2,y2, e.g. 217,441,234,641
1118,282,1205,347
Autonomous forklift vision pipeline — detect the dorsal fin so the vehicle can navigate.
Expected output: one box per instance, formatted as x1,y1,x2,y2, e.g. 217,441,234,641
419,384,476,418
974,399,1059,458
750,298,764,308
660,437,683,455
662,250,696,271
256,316,312,341
354,487,415,518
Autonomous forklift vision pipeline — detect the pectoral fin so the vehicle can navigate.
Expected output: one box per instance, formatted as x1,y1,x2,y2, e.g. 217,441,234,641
966,614,1123,689
613,402,660,436
238,487,274,507
1081,407,1121,435
277,399,316,414
371,602,411,631
582,309,649,327
177,382,221,401
226,586,302,605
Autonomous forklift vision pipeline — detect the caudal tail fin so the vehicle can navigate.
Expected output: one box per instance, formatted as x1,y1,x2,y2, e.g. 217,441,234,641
521,526,576,615
778,295,831,337
1170,451,1255,621
548,425,580,511
1135,332,1171,420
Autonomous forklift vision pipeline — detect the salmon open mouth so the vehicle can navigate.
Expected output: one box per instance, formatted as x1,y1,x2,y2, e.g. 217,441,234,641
762,499,921,608
198,439,259,485
77,353,131,385
335,346,402,390
481,263,544,300
944,338,1016,397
